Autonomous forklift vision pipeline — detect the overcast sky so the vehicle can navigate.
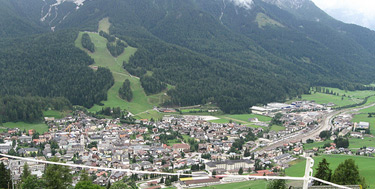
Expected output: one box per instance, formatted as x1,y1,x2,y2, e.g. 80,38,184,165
312,0,375,30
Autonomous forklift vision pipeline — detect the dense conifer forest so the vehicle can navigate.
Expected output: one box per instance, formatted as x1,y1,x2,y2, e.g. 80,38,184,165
0,96,71,123
0,30,114,121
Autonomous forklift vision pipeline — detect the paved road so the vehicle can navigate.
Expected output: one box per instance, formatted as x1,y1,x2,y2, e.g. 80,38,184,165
257,103,375,152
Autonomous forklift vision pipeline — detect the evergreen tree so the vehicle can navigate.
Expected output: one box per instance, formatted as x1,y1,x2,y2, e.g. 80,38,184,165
238,167,243,175
21,163,31,182
331,159,366,187
43,157,72,189
313,158,332,185
267,179,287,189
20,175,44,189
79,170,90,182
0,162,12,189
75,181,102,189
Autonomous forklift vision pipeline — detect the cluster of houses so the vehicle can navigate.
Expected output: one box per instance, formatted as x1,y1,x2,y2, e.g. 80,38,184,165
0,99,373,188
0,112,286,188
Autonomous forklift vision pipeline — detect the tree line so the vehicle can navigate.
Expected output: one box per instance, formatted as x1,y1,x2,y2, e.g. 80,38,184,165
0,96,71,123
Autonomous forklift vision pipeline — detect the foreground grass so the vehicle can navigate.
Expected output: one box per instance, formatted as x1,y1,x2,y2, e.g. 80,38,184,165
75,32,167,116
286,155,375,188
196,180,267,189
2,122,49,134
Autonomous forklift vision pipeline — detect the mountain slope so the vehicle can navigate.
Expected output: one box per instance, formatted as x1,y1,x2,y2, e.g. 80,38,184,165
2,0,375,114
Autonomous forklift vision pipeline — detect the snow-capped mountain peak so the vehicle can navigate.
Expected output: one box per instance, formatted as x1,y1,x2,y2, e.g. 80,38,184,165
229,0,254,9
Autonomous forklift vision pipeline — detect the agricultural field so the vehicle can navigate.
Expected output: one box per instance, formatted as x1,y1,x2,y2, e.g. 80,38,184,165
348,137,375,149
2,122,49,134
133,110,163,120
209,114,271,125
351,113,375,134
303,140,333,150
324,87,375,99
75,31,168,116
207,114,284,131
196,180,267,189
288,87,375,108
43,110,69,119
286,155,375,188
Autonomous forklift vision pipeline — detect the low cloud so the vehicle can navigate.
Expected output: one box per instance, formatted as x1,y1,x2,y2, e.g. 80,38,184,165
312,0,375,29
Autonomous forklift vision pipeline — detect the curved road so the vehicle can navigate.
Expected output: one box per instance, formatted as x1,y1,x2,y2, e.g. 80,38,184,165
258,103,375,152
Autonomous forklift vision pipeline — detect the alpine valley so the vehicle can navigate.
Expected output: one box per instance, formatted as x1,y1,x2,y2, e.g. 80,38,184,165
1,0,375,120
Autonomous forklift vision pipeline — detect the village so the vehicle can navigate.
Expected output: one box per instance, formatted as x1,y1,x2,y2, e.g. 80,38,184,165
0,100,373,189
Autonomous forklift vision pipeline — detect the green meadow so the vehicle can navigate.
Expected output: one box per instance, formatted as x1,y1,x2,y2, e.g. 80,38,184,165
2,122,49,134
207,114,284,131
351,113,375,134
288,88,375,108
43,110,69,119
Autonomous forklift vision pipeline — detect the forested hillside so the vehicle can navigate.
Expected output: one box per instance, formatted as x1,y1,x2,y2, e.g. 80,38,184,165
0,30,114,111
1,0,375,114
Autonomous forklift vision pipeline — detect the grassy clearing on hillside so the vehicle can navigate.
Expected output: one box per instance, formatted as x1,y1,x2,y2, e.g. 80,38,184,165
75,32,167,116
286,155,375,188
98,17,110,33
196,180,267,189
2,122,48,134
256,13,284,29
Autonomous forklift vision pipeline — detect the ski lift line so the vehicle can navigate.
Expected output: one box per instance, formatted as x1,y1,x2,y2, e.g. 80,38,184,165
0,154,349,189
